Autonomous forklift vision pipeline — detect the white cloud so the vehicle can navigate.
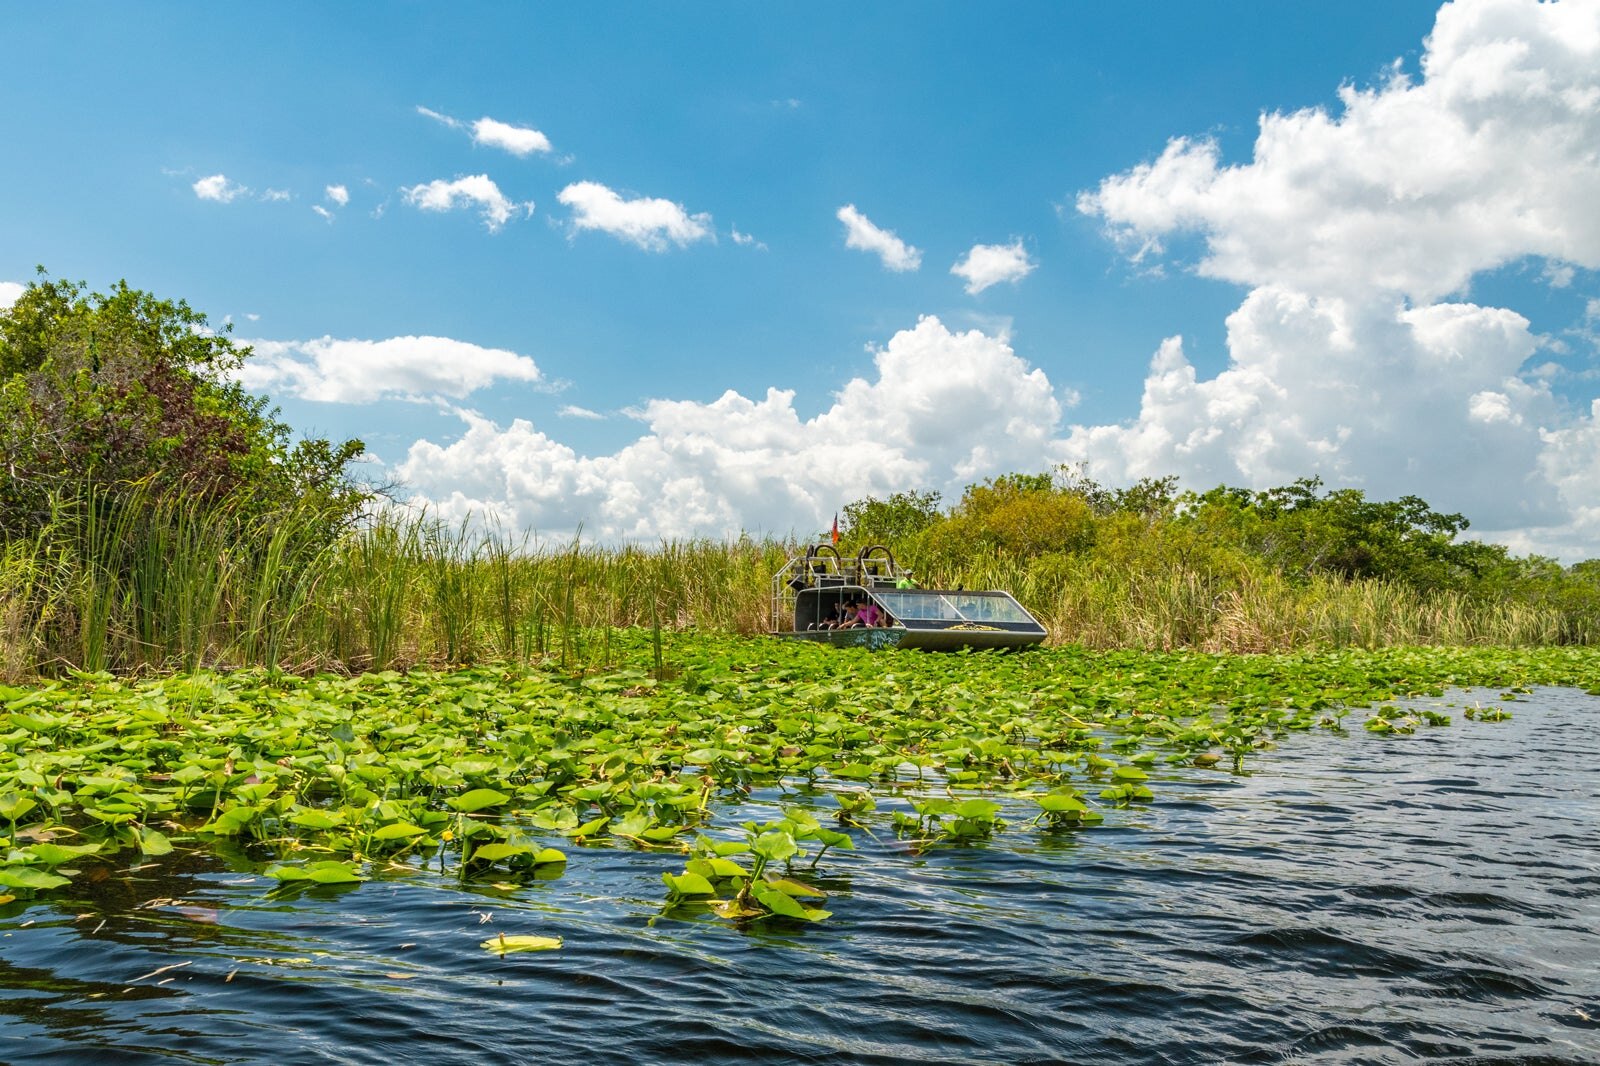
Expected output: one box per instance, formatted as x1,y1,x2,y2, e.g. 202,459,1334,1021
1057,0,1600,559
731,226,767,250
472,117,552,157
1078,0,1600,305
558,405,604,420
836,204,921,272
417,105,463,130
951,240,1036,294
312,205,334,222
0,281,23,309
193,174,249,203
1055,289,1564,529
402,175,532,232
418,105,554,157
260,188,291,203
393,316,1059,539
557,181,713,251
326,184,350,207
236,335,543,404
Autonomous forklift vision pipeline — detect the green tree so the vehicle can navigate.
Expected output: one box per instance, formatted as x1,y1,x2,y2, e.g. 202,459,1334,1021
1,272,366,539
839,489,943,546
1177,477,1501,591
920,472,1097,565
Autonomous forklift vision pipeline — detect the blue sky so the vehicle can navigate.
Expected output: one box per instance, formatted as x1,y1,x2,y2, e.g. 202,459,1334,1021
4,1,1598,558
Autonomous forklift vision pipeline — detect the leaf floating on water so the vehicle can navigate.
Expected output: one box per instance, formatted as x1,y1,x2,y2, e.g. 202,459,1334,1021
0,866,71,890
138,828,174,856
449,788,512,813
481,933,562,955
662,870,716,896
262,861,366,884
369,822,428,841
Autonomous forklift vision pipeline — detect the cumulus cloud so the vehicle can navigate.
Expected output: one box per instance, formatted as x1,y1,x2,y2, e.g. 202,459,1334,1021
393,316,1061,539
235,335,543,404
1060,0,1600,558
951,240,1036,294
326,184,350,207
836,204,921,272
402,175,532,232
192,174,249,203
1078,0,1600,304
557,181,713,251
1056,289,1566,529
0,281,23,309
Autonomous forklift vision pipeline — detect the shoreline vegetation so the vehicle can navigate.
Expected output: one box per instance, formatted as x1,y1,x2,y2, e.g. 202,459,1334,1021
1,482,1596,683
3,274,1598,683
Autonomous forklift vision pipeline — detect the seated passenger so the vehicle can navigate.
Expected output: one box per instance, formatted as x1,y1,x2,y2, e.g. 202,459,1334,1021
834,602,863,629
856,600,883,627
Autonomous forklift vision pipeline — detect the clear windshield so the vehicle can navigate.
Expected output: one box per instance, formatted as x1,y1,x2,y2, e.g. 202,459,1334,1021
872,590,1037,624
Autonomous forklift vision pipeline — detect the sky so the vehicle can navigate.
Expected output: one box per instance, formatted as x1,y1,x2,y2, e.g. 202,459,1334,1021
3,0,1598,560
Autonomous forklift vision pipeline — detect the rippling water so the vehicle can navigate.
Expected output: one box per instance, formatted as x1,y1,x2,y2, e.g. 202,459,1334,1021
2,687,1597,1065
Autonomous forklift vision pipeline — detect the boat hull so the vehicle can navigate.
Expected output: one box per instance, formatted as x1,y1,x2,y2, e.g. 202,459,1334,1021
774,624,1043,651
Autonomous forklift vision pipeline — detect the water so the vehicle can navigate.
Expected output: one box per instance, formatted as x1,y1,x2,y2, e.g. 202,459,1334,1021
2,687,1596,1065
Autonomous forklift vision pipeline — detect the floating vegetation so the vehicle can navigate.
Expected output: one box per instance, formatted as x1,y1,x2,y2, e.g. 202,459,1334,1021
2,634,1597,927
482,933,563,955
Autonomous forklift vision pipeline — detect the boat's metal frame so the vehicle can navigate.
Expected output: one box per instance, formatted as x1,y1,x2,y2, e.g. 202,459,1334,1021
770,543,1047,650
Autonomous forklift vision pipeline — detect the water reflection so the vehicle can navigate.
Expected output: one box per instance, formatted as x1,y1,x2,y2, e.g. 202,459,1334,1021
2,686,1597,1064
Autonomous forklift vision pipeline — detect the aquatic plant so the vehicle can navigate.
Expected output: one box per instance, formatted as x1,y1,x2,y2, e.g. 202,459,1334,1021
1,637,1595,923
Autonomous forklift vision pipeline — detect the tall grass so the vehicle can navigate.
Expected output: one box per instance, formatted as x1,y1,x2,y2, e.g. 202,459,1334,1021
0,487,1591,681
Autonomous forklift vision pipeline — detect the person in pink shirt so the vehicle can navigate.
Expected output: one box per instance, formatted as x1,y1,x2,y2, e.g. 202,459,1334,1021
854,600,882,628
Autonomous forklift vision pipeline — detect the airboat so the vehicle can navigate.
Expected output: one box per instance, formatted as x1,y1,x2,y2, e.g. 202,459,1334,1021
771,543,1048,651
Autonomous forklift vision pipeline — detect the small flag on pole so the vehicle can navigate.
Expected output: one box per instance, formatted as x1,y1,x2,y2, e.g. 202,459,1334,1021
831,513,840,545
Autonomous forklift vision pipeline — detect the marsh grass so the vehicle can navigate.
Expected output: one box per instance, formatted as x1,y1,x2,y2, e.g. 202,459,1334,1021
0,490,1589,680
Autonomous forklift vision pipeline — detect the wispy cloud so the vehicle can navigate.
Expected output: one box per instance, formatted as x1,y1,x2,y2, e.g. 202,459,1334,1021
402,175,533,232
730,226,767,251
836,204,921,271
260,188,291,203
951,240,1036,294
558,404,605,420
193,174,249,203
557,181,713,251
